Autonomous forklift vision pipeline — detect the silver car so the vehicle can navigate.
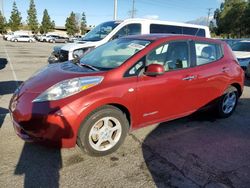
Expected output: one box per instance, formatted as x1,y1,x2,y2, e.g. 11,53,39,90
232,41,250,71
11,35,35,43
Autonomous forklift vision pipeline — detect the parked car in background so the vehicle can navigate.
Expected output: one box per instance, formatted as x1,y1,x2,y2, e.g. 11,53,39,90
9,34,244,156
11,35,35,43
221,39,243,48
4,31,31,41
69,35,82,43
49,36,69,43
49,18,210,63
40,34,60,42
232,40,250,71
246,63,250,78
3,32,14,40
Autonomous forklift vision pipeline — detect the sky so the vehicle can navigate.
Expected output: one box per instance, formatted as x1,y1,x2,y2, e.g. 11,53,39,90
2,0,223,27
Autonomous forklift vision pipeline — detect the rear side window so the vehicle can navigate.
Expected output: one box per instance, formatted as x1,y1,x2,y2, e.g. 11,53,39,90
182,27,205,37
150,24,206,37
150,24,182,34
195,42,223,66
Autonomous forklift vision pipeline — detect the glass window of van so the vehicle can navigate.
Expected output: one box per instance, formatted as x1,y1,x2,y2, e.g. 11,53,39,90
82,21,120,42
150,24,182,34
114,24,141,38
150,24,206,37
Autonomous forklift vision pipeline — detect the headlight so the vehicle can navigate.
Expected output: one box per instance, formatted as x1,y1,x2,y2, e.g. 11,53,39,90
33,76,103,102
73,47,94,59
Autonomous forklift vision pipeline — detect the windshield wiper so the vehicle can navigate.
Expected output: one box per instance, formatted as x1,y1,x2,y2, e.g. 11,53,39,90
79,63,100,71
71,58,99,71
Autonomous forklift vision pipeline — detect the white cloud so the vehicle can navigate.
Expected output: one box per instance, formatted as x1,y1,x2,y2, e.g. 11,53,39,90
143,15,159,20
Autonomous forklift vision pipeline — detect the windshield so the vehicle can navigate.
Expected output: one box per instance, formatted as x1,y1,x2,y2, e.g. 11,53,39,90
232,42,250,52
81,21,120,42
80,38,151,69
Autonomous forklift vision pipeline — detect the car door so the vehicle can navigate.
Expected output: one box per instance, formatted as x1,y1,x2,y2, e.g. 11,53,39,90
188,40,226,109
130,40,200,127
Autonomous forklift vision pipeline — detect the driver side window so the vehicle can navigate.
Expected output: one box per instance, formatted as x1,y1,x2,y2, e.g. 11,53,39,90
146,41,190,71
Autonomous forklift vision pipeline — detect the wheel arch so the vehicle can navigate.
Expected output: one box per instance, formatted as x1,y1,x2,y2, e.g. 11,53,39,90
107,103,131,128
231,83,242,97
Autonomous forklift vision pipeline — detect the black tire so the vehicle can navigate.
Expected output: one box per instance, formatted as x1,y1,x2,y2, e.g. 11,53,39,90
77,105,129,156
216,86,238,118
14,39,18,42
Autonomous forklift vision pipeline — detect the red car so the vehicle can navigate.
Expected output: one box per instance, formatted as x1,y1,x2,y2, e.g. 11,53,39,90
9,34,244,156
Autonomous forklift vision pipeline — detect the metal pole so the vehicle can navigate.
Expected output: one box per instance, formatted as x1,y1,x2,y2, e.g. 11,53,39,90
132,0,135,18
207,8,212,26
114,0,117,20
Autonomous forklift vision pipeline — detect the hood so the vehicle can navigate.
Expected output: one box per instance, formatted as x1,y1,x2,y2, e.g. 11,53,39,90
233,51,250,59
61,42,97,52
19,62,105,94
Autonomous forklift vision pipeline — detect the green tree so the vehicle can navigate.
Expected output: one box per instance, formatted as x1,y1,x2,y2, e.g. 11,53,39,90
40,9,55,34
243,1,250,36
80,12,87,35
27,0,39,33
214,0,248,38
0,11,7,34
9,1,22,31
65,12,79,36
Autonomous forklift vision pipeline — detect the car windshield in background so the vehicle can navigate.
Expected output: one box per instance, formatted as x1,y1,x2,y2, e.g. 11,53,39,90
81,21,120,42
80,38,151,69
232,42,250,52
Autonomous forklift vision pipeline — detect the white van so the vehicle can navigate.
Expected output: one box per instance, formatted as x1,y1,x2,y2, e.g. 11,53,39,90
49,18,210,63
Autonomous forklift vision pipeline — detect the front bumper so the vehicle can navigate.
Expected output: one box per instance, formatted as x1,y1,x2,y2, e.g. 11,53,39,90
9,91,79,148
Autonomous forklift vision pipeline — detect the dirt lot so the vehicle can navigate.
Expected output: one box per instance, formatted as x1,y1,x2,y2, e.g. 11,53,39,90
0,38,250,188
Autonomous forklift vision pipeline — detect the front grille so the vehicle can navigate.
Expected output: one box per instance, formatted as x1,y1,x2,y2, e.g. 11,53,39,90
59,50,69,62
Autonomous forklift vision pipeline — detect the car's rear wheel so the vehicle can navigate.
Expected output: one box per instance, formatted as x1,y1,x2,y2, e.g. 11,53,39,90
14,39,17,42
77,105,129,156
216,86,238,118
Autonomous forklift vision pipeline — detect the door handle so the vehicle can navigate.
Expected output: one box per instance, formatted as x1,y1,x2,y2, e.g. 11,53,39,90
182,75,196,81
222,67,230,72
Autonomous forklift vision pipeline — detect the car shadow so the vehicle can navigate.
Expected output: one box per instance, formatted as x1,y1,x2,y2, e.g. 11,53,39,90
142,98,250,187
0,58,8,70
0,107,9,128
0,81,23,95
14,101,74,187
245,78,250,87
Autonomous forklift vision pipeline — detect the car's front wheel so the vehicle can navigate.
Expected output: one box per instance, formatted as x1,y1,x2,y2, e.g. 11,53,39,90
77,105,129,156
216,86,238,118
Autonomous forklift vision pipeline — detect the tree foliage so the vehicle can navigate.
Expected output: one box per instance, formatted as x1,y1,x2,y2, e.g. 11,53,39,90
9,1,22,31
0,11,7,34
27,0,39,33
214,0,250,37
65,12,79,36
80,12,87,35
40,9,55,34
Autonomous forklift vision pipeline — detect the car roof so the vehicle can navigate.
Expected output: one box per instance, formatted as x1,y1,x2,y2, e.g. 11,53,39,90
123,34,221,43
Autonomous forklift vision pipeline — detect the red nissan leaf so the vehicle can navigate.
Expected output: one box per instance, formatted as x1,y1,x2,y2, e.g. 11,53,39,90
9,35,244,156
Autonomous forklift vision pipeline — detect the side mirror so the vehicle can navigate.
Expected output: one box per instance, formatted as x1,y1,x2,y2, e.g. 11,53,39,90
145,64,165,76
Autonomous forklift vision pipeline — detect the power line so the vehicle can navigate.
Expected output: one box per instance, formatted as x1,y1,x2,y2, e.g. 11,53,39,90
129,0,137,18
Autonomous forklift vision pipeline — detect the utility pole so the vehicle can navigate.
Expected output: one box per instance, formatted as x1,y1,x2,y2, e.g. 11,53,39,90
207,8,213,26
113,0,117,20
131,0,135,18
